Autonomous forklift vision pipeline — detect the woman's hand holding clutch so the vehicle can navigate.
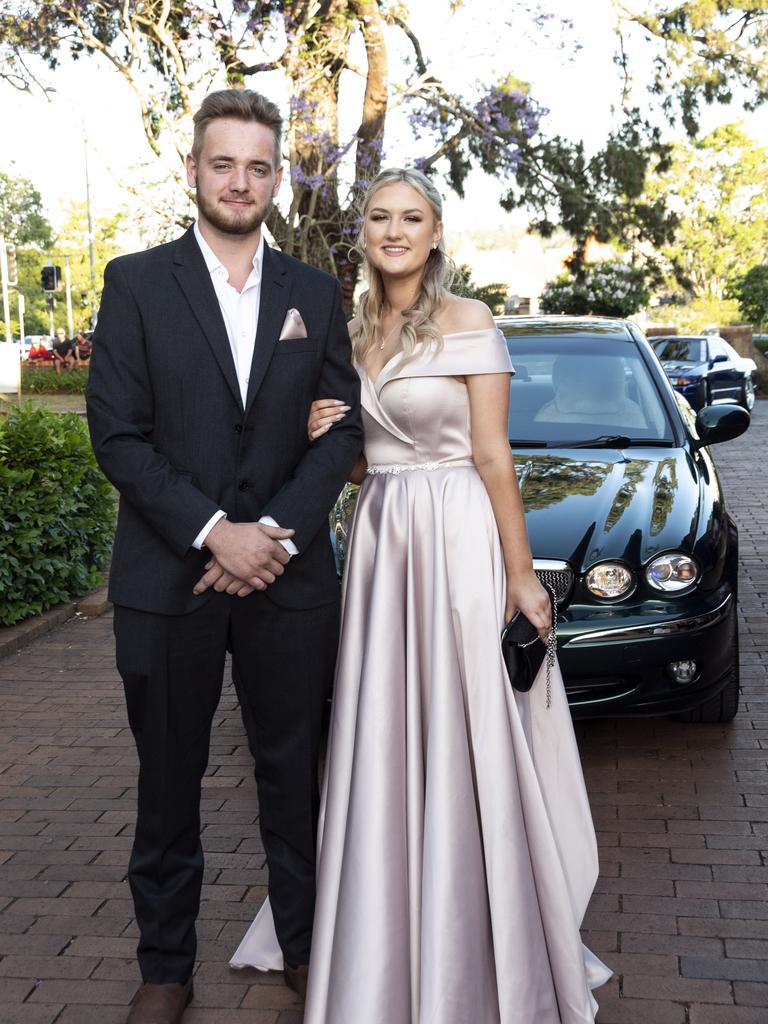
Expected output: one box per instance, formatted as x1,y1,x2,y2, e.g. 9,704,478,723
505,571,552,642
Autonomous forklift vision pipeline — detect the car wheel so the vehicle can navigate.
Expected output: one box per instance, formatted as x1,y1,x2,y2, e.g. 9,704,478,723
739,376,755,411
675,626,740,724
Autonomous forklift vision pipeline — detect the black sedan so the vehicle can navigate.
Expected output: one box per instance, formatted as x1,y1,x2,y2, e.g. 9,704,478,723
494,315,749,722
652,334,755,411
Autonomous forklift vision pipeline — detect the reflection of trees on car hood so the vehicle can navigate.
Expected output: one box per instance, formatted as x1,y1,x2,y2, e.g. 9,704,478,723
601,457,677,535
604,459,648,531
517,451,700,571
651,459,677,537
515,457,610,512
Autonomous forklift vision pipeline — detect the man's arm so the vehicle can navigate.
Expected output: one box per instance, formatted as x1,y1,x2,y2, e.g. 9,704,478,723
260,280,363,552
86,257,221,558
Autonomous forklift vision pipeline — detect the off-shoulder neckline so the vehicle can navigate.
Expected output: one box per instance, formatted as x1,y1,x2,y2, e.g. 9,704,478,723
359,326,505,387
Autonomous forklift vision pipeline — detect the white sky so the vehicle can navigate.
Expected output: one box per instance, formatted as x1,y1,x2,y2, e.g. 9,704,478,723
2,0,766,242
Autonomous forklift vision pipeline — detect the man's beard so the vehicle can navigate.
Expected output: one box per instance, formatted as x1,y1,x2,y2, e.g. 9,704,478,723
196,187,267,236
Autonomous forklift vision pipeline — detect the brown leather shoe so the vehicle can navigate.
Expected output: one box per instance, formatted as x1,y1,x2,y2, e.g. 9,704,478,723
284,962,309,1000
126,980,193,1023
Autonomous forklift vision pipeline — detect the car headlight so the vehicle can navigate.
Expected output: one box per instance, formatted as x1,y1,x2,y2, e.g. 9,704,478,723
672,377,694,386
646,553,698,592
585,562,634,598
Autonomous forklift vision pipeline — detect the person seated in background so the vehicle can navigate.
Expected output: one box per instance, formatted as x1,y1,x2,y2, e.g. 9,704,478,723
535,354,647,428
27,338,53,363
74,331,92,366
51,327,76,374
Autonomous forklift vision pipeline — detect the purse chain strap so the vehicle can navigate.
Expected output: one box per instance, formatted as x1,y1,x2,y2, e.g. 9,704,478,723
516,584,558,709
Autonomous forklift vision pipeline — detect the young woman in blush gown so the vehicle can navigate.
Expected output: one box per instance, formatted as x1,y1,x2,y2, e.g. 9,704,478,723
231,168,612,1023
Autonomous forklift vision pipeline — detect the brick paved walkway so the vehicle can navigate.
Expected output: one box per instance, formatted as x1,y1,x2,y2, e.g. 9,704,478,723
0,405,765,1024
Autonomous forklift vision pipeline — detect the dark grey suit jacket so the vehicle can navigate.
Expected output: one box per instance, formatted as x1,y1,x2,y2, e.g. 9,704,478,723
86,226,362,614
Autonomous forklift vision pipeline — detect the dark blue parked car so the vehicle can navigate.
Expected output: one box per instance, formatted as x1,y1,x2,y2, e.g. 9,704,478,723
652,334,755,411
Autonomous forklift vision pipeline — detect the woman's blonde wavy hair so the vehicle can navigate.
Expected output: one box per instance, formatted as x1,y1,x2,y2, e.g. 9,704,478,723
352,167,457,368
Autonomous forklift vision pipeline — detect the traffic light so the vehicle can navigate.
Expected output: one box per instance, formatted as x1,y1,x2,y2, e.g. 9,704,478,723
41,265,61,292
5,244,17,287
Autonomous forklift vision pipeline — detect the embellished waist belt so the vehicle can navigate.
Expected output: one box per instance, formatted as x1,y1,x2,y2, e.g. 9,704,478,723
366,459,474,476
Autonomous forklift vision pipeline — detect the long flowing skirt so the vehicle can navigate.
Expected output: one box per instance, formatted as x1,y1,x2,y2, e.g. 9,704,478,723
232,466,611,1022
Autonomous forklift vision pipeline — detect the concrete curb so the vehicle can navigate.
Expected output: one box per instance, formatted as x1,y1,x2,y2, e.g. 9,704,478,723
0,586,112,661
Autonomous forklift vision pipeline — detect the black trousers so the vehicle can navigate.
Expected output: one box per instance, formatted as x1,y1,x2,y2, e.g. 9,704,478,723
113,592,339,983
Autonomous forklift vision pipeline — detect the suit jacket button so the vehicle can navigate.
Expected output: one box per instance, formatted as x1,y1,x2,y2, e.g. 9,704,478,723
238,480,248,491
234,424,243,433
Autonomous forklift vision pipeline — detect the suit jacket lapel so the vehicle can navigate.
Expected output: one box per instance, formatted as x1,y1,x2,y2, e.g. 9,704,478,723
171,227,243,410
244,244,289,416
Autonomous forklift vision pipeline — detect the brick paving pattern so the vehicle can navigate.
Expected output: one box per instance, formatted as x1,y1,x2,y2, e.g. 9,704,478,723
0,403,765,1023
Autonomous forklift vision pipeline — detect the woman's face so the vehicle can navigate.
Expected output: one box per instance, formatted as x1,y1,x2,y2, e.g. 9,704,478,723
364,183,442,282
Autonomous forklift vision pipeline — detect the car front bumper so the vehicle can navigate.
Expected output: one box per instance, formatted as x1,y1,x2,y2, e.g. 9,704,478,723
557,587,736,718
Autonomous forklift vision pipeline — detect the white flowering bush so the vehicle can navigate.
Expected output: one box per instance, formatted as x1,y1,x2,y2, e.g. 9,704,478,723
540,262,649,318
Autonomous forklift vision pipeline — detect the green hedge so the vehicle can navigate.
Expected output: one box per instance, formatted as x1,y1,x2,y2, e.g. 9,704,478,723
0,404,115,626
22,367,88,394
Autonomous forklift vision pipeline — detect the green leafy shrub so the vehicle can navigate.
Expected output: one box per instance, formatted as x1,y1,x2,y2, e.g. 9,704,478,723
728,264,768,329
0,404,115,626
540,262,650,318
22,368,88,394
455,264,508,314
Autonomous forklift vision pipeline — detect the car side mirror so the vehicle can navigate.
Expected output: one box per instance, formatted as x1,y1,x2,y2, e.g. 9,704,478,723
710,353,728,364
695,404,750,447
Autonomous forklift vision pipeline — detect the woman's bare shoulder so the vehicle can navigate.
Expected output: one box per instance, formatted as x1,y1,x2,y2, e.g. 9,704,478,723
437,296,496,335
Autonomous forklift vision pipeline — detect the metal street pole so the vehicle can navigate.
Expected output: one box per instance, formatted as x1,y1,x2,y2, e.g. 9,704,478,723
48,90,98,328
64,255,74,337
17,293,25,405
84,131,97,328
0,236,11,345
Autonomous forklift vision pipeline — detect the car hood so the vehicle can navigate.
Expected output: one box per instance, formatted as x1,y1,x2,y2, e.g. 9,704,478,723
659,359,704,376
514,447,700,571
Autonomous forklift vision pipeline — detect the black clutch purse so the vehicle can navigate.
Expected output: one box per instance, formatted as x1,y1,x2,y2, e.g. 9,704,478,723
501,586,558,707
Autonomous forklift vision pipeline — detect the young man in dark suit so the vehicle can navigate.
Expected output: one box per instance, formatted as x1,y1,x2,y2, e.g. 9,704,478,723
86,89,362,1024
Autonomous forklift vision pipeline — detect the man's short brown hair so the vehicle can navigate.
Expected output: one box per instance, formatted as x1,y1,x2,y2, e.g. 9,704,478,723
191,89,283,167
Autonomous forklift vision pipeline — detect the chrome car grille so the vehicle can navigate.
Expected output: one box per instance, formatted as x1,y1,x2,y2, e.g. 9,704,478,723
533,559,575,606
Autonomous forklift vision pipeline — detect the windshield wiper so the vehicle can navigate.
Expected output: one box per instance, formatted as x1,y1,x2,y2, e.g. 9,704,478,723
558,434,633,448
562,435,675,448
510,435,675,449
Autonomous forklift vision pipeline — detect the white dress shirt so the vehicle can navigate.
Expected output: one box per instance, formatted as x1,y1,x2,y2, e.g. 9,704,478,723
190,222,297,556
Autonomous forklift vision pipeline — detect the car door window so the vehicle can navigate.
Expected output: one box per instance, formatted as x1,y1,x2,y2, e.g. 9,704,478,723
654,338,706,362
708,338,730,362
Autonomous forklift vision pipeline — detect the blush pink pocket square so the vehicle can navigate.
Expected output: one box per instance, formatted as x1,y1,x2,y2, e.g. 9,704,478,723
279,308,308,341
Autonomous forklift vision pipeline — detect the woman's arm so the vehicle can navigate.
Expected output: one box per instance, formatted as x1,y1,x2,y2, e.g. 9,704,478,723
307,399,367,483
467,369,551,636
308,398,350,440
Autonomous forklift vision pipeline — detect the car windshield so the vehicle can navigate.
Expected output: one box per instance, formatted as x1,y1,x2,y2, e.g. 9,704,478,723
653,338,705,362
503,332,674,446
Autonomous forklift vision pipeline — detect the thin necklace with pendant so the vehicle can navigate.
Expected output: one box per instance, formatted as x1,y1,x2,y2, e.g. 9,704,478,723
379,316,404,350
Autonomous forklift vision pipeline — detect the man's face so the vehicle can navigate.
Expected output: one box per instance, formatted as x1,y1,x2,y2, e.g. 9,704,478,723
56,329,66,342
186,118,283,237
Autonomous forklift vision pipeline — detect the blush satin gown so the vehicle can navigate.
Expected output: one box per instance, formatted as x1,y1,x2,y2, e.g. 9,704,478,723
230,328,612,1022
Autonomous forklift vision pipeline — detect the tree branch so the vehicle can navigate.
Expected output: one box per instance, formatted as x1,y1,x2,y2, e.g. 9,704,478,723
391,14,428,76
349,0,388,191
